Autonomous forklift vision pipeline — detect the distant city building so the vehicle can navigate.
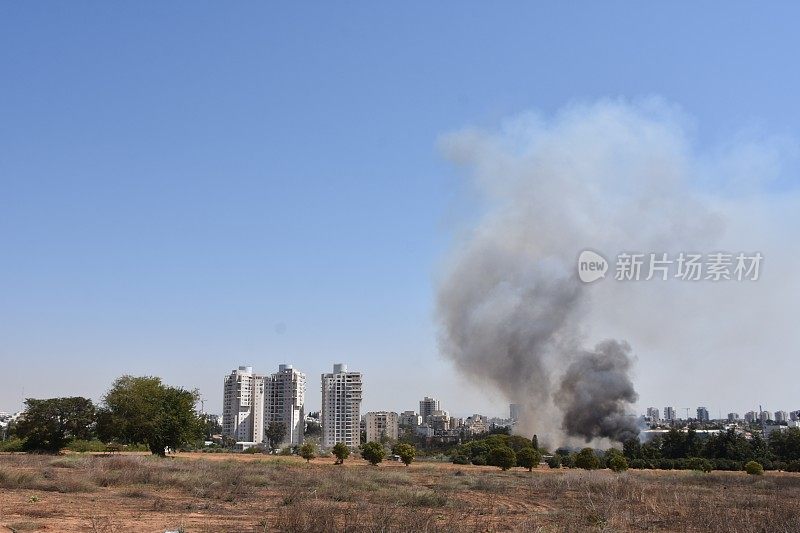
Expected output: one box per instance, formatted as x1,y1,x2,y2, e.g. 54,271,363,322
365,411,399,443
464,414,488,434
774,411,788,423
321,363,362,448
646,407,660,421
509,403,522,421
663,407,676,421
419,396,440,423
429,410,450,434
399,410,421,427
222,366,266,443
696,407,710,422
744,411,757,423
265,364,306,447
759,411,771,423
791,410,800,422
727,413,740,422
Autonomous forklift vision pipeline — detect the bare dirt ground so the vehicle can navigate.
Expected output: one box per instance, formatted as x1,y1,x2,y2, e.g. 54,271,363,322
1,452,799,532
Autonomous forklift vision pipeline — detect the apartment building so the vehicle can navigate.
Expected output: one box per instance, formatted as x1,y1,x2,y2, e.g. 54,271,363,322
365,411,398,443
265,364,306,447
222,366,266,443
419,396,440,423
321,363,362,448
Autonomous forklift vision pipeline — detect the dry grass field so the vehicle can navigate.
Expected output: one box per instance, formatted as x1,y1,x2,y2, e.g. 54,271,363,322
1,452,800,532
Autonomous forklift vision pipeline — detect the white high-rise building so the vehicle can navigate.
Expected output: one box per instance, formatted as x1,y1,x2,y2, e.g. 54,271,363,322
663,406,676,422
222,366,266,443
774,410,788,423
419,396,440,423
265,364,306,447
321,363,363,448
365,411,399,443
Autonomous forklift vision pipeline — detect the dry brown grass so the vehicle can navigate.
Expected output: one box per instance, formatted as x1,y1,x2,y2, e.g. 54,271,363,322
1,453,799,532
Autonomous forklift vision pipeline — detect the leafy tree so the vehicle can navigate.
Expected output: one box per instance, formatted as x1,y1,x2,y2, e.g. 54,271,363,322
745,460,764,475
769,428,800,462
332,442,350,464
516,447,541,471
531,434,539,450
608,454,629,472
265,422,286,453
686,457,712,473
200,414,222,440
392,442,416,466
15,397,96,453
360,441,385,466
545,455,561,469
488,445,516,470
304,421,322,438
574,448,600,470
97,376,203,457
623,438,642,460
300,442,316,462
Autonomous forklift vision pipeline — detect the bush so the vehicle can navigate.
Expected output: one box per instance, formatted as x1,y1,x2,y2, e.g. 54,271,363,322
574,448,600,470
300,443,316,463
332,442,350,464
685,457,712,473
0,438,25,452
451,454,470,465
360,442,385,466
608,455,628,472
65,439,107,453
392,443,416,466
488,446,516,471
545,455,561,469
745,460,764,476
787,460,800,473
471,455,487,466
516,448,541,471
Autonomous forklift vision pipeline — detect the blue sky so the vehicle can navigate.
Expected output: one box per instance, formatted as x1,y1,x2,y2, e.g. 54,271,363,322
2,3,799,417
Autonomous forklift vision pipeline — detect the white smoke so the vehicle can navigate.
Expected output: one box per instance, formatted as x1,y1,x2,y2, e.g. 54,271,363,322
435,98,800,447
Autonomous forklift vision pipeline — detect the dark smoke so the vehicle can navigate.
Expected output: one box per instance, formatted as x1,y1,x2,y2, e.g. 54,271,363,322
555,340,639,443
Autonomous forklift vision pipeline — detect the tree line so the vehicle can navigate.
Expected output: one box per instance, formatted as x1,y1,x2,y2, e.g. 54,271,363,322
2,376,205,456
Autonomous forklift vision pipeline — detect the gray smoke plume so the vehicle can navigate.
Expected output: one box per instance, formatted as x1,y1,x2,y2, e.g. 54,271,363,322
555,340,639,443
436,99,724,446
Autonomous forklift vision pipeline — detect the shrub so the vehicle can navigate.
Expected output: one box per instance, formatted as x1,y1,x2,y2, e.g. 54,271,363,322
745,461,764,476
65,439,106,453
686,457,713,473
516,448,541,471
300,443,316,463
471,455,487,466
360,442,385,466
786,460,800,473
0,438,25,452
488,446,516,471
608,455,628,472
545,455,561,469
451,454,470,465
574,448,600,470
392,443,416,466
332,442,350,464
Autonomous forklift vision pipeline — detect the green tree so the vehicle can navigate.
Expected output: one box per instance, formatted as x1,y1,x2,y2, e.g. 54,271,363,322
392,442,416,466
265,422,286,453
360,441,386,466
608,454,629,472
575,448,600,470
531,434,539,450
745,460,764,475
332,442,350,464
516,447,541,471
97,376,203,457
488,445,517,470
15,397,96,453
300,442,316,462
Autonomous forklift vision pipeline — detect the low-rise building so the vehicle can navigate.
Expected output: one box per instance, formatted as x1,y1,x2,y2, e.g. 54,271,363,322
365,411,399,443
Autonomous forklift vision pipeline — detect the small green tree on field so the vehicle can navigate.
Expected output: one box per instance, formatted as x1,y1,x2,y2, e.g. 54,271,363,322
360,441,385,466
393,442,416,466
545,455,561,469
575,448,600,470
15,397,96,453
608,454,629,472
300,442,316,463
488,445,517,470
332,442,350,464
265,422,286,453
516,447,541,471
745,460,763,475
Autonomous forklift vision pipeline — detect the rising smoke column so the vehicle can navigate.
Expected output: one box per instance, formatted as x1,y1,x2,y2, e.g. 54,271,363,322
555,340,639,442
436,99,722,445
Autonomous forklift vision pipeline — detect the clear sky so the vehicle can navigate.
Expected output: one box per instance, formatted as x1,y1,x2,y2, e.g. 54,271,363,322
1,3,799,418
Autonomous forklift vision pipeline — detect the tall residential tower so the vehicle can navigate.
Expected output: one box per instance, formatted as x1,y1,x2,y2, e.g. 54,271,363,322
222,366,266,443
321,363,362,448
265,364,306,447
